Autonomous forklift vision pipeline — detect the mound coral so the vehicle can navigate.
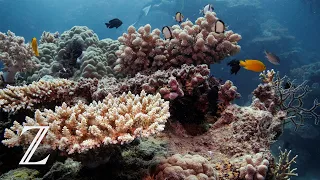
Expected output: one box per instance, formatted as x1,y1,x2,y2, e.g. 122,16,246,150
154,154,218,180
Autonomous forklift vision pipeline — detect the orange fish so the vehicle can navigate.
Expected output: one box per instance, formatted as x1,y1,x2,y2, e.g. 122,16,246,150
31,37,39,56
239,60,266,72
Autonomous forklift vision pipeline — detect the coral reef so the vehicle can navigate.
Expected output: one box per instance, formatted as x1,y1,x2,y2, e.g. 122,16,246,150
0,8,305,180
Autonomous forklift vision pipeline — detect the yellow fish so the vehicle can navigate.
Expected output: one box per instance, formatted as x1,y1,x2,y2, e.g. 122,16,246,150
31,37,39,56
239,60,266,72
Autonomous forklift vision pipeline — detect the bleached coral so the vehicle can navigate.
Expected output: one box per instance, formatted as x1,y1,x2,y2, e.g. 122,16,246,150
0,78,98,112
0,79,74,112
2,90,170,154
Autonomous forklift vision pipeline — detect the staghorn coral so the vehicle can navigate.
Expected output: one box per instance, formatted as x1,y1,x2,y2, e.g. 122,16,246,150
0,30,37,83
154,154,219,180
2,90,170,154
115,12,241,76
273,147,298,180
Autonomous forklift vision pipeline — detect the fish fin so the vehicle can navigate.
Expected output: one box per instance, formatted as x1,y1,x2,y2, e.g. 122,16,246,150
143,5,151,16
105,23,110,27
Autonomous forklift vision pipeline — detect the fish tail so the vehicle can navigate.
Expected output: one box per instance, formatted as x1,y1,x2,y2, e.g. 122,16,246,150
105,23,110,27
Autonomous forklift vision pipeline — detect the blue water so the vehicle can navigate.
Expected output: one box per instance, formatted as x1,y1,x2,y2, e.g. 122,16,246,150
0,0,319,179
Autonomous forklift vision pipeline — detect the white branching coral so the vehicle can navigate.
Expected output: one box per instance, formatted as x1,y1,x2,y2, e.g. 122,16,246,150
2,90,170,154
0,79,74,112
273,147,298,180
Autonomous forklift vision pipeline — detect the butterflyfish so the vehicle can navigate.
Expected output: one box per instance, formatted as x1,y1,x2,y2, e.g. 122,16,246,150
31,37,39,56
162,26,173,40
215,20,225,34
175,12,184,23
200,4,214,15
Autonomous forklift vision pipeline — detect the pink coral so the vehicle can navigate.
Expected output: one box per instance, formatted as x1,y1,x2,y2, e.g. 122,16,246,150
154,154,218,180
93,64,210,101
115,12,241,75
218,80,241,105
0,30,37,83
239,153,270,180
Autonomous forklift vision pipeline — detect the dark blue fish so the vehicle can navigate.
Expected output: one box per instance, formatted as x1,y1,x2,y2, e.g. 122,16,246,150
105,18,123,29
227,59,241,75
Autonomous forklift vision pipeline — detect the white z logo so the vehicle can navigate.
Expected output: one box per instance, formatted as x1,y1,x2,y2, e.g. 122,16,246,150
19,126,50,165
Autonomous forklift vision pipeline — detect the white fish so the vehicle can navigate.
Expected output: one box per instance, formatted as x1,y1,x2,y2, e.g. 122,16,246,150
214,20,225,34
264,50,280,65
162,26,173,40
175,12,184,23
199,4,214,15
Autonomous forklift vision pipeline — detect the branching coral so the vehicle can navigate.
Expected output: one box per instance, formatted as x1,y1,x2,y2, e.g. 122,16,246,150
0,30,37,83
115,12,241,76
256,70,320,130
0,78,98,112
2,90,170,154
273,147,298,180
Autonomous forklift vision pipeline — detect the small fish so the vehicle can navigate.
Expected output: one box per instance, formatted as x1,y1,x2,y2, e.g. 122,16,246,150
175,12,184,23
200,4,214,15
162,26,173,40
264,50,280,65
214,20,225,34
227,59,241,75
105,18,123,29
31,37,39,56
227,59,266,74
240,60,266,72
